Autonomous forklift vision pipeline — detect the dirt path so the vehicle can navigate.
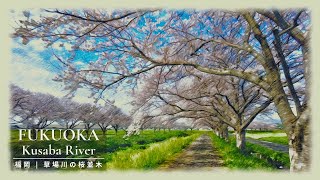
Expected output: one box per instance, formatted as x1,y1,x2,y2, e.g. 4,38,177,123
247,138,289,153
159,134,224,170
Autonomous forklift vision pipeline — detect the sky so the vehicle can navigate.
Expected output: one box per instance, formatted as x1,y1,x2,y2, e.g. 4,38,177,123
9,10,138,113
9,9,283,124
10,38,134,114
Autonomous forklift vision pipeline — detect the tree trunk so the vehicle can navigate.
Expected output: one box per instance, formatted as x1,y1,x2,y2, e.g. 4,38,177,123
235,129,246,151
124,117,141,137
102,129,106,137
65,129,70,138
221,124,229,141
269,78,310,171
215,130,220,137
31,128,37,140
288,109,310,172
86,129,89,138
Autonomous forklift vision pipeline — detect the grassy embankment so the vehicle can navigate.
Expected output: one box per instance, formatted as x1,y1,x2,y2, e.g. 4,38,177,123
107,133,200,170
257,136,288,145
210,133,289,170
245,129,285,134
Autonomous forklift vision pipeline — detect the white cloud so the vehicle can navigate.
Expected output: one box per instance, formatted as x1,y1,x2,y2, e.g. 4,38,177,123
271,113,280,120
11,60,65,98
52,42,63,51
74,61,85,66
112,92,133,114
11,48,80,97
10,35,134,112
10,57,134,113
29,39,46,51
10,60,102,105
51,42,74,51
64,43,72,51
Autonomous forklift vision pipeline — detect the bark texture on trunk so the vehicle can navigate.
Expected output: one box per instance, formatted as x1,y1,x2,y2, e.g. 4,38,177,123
85,129,90,138
215,130,220,137
65,130,70,138
31,128,37,140
102,129,107,137
289,109,310,172
235,129,246,151
221,124,229,141
266,70,310,172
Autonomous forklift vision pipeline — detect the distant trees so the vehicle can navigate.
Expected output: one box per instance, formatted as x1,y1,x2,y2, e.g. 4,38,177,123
55,99,82,133
10,85,60,138
10,85,132,138
96,106,114,136
111,114,131,135
141,115,178,132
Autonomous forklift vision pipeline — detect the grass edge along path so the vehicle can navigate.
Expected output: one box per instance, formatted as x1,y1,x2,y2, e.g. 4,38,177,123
246,141,290,169
257,136,289,145
210,133,276,170
106,133,200,170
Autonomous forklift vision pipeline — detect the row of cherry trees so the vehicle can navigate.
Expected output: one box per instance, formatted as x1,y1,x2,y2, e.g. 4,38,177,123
139,115,201,132
131,66,273,147
10,85,132,137
13,9,310,171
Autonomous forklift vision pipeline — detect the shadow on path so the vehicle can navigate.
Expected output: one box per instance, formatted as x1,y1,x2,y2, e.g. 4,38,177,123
159,134,224,171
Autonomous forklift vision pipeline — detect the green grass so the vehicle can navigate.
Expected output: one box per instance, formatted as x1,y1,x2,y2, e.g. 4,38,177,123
245,129,285,134
210,133,275,170
10,129,193,170
107,133,199,170
101,130,192,163
257,136,288,145
246,142,290,168
216,133,289,170
11,129,288,171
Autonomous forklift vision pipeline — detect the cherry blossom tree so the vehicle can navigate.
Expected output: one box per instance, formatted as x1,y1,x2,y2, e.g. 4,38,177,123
10,85,32,122
96,105,130,136
147,72,271,150
55,99,82,135
10,85,60,138
95,106,114,137
79,103,98,138
110,112,132,135
193,116,229,141
10,84,131,139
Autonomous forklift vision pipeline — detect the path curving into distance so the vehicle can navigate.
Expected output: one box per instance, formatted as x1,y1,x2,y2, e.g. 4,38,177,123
247,138,289,153
159,134,224,170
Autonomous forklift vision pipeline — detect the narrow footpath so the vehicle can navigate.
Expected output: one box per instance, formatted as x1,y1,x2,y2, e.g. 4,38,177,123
247,138,289,153
159,134,224,170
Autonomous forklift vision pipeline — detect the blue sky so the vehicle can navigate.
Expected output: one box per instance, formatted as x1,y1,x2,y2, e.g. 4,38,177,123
9,9,174,114
9,9,285,124
8,9,171,114
11,37,134,113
